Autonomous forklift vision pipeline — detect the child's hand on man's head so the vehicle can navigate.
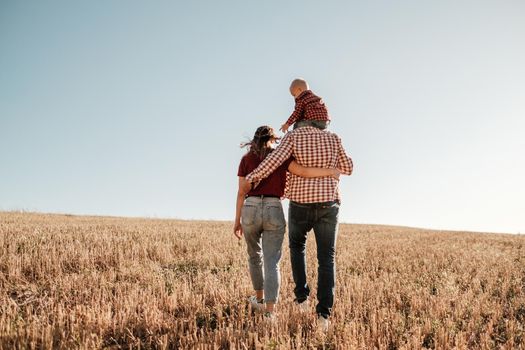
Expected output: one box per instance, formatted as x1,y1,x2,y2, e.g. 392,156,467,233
280,123,290,133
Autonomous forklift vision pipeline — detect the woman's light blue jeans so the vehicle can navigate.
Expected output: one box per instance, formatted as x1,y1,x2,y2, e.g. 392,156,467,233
241,196,286,303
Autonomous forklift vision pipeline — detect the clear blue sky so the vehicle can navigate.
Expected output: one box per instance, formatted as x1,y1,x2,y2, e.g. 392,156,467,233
1,1,524,233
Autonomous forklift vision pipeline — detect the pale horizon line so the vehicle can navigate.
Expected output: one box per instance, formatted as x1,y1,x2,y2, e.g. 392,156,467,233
2,208,522,236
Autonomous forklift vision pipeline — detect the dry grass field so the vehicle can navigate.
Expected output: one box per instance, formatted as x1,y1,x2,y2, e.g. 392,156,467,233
1,211,524,349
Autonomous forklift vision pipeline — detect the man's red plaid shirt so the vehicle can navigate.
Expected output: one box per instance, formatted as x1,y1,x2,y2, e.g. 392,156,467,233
245,127,353,203
285,90,331,126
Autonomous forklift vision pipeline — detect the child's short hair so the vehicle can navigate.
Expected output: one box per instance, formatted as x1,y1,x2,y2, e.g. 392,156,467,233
290,78,309,91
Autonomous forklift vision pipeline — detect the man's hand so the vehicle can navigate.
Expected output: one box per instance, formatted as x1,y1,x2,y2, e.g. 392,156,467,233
330,169,341,180
233,221,243,240
280,123,290,133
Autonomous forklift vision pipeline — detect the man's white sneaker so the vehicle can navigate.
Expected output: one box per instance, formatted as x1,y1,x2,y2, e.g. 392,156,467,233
247,296,264,312
295,299,309,312
317,315,329,332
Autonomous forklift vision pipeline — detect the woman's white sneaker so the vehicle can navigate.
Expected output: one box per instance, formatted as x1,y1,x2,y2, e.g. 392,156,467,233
247,296,264,312
264,311,277,324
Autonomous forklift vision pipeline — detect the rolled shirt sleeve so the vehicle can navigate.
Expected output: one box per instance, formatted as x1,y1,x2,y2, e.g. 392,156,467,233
335,136,353,175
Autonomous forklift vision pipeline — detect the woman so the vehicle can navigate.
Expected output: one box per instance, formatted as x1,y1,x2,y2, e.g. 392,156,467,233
234,125,339,319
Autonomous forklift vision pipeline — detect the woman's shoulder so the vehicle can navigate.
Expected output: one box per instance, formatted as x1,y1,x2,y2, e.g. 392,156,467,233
241,151,258,162
240,151,262,169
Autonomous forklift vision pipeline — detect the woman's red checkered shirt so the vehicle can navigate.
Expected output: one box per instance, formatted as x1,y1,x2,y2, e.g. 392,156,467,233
245,127,353,203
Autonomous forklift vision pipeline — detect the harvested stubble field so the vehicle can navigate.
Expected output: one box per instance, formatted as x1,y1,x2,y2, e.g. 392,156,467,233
0,212,524,349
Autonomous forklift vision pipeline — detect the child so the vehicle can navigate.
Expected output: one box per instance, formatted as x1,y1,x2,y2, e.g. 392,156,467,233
279,78,331,133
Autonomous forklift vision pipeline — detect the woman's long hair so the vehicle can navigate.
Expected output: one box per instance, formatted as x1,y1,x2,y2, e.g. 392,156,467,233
241,125,279,160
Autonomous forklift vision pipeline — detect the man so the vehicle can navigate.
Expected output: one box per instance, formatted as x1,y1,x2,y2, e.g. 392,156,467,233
244,124,353,331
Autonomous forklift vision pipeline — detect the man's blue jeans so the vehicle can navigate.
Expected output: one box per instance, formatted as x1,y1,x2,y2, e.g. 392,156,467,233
288,200,339,318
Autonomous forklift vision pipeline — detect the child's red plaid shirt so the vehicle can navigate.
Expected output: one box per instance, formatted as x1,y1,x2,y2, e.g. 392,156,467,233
245,127,353,203
285,90,331,126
